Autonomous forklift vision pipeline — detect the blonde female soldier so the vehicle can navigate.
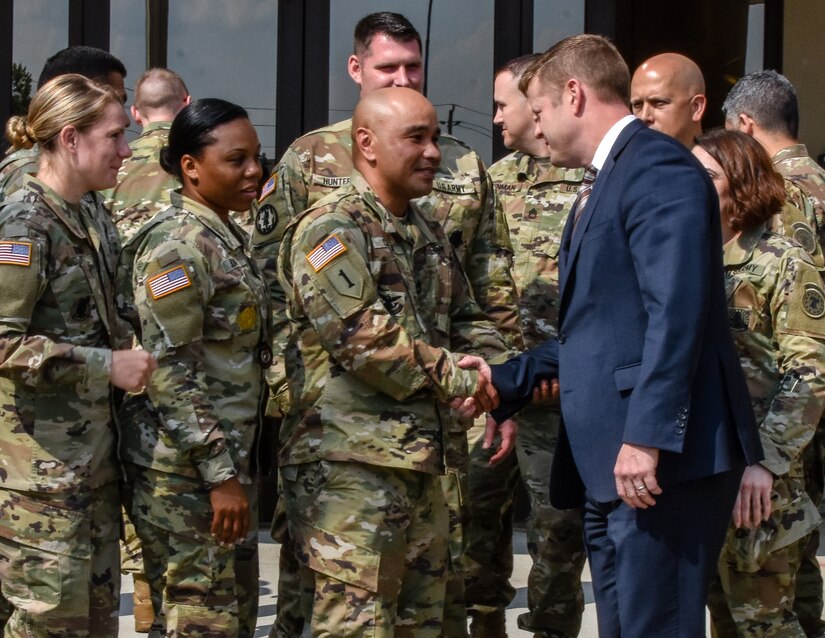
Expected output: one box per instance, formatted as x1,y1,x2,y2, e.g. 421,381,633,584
0,74,156,636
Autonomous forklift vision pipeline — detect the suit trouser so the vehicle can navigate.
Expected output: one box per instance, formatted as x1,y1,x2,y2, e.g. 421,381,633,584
584,469,743,638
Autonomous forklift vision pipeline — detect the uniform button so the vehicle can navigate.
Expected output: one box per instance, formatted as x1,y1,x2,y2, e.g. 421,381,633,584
517,172,527,182
557,333,566,344
528,211,537,218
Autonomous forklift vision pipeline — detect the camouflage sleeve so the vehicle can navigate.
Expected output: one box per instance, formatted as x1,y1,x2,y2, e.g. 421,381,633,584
777,184,824,267
446,244,513,363
132,237,236,486
249,146,312,416
0,227,113,390
761,252,825,476
464,171,524,350
283,212,479,403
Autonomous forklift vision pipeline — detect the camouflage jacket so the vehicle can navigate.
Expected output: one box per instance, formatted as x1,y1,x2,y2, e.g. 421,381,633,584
774,180,824,267
251,118,521,413
0,146,39,202
0,175,131,492
774,144,825,249
277,172,510,473
104,121,179,242
724,225,825,548
489,151,583,349
118,191,270,486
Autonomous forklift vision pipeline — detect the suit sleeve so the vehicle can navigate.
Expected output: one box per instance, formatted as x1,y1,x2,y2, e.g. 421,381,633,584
489,338,559,423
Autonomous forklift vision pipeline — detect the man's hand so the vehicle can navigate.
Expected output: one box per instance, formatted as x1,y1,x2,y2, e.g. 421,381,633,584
483,416,517,464
111,349,157,392
733,464,772,528
531,378,559,405
450,355,499,418
614,443,662,508
209,476,250,546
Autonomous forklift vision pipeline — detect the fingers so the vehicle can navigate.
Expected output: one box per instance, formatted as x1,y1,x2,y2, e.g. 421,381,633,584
450,396,479,420
487,418,517,465
111,349,158,392
209,477,250,546
472,369,499,413
613,443,661,509
457,355,486,371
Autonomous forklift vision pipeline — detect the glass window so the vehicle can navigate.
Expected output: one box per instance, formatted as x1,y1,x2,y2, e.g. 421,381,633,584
110,0,147,139
12,0,69,93
744,3,764,74
329,0,495,164
167,1,278,161
534,0,585,51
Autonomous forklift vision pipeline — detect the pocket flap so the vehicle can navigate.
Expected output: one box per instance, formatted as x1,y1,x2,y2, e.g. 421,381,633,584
614,363,641,391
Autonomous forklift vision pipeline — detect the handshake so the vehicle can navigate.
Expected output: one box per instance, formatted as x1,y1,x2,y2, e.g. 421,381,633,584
449,355,559,420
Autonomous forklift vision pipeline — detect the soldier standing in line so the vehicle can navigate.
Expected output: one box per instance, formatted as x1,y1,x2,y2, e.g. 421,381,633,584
117,99,269,638
0,74,155,637
630,54,823,271
724,71,825,637
278,86,508,638
105,67,190,241
251,12,521,637
693,129,825,637
463,54,585,638
0,46,128,201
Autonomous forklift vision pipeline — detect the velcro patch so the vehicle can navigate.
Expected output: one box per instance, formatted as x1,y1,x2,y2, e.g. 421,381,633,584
0,240,31,266
433,179,476,195
259,175,277,201
311,174,350,189
307,235,347,272
147,266,192,300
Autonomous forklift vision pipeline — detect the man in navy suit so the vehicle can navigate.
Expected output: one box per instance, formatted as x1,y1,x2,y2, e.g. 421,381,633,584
458,35,763,637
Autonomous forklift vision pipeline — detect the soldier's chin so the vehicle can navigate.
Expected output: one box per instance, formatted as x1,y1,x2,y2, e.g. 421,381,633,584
410,178,434,198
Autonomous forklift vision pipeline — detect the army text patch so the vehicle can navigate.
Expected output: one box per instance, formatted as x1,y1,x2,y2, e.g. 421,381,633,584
0,240,31,266
307,235,347,272
147,266,192,300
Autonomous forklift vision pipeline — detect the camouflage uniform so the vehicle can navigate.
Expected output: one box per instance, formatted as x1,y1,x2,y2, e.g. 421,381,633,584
251,118,520,636
0,175,129,636
464,151,586,637
277,171,510,637
0,146,39,202
775,181,824,268
104,121,179,241
707,225,825,637
117,190,270,638
773,144,825,637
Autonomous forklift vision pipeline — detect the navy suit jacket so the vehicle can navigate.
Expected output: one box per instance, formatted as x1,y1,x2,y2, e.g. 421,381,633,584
491,119,762,506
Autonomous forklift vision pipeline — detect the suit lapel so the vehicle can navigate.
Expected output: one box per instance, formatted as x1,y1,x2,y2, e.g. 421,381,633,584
558,119,645,326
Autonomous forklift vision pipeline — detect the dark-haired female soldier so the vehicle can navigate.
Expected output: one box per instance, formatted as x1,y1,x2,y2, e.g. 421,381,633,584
693,129,825,636
118,98,269,637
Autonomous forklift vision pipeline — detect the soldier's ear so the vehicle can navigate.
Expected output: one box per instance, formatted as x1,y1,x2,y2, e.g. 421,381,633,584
690,94,706,123
354,127,376,162
181,154,199,183
58,125,79,154
348,54,363,86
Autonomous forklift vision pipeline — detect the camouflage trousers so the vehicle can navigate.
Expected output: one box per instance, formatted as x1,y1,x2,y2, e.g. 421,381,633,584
282,460,449,637
0,483,120,637
709,532,808,637
128,466,259,638
796,424,825,637
464,407,585,638
121,505,144,575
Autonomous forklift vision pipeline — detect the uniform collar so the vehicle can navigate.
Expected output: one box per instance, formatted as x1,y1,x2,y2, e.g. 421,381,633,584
170,190,245,251
723,223,765,268
140,121,172,135
772,143,809,164
23,174,91,240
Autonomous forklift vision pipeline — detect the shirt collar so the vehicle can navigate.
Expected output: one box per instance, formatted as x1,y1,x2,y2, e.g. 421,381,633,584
590,114,637,171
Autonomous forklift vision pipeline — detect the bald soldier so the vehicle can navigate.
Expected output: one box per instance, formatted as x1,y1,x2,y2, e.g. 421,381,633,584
105,68,191,240
630,52,706,148
277,86,510,637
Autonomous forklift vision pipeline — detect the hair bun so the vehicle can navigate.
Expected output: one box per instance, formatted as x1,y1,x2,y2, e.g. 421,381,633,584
5,116,35,150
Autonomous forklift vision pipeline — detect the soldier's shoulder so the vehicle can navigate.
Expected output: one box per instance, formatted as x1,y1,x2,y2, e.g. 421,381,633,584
291,119,352,150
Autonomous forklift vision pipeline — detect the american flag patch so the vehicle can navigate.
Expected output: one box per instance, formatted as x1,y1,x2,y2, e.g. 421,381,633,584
147,266,192,300
307,235,347,272
259,175,277,201
0,240,32,266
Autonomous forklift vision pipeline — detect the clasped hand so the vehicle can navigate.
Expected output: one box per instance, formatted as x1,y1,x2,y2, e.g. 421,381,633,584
449,355,499,418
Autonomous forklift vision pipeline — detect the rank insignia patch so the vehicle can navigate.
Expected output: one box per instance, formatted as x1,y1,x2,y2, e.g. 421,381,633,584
147,266,192,300
307,234,347,272
0,240,32,266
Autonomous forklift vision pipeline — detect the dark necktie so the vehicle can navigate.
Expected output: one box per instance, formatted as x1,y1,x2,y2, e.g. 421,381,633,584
572,164,598,231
